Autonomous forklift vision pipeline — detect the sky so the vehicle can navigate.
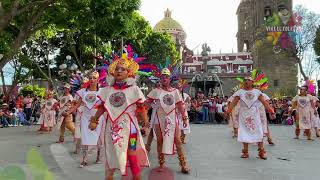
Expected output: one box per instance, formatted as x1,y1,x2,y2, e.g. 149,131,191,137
139,0,320,54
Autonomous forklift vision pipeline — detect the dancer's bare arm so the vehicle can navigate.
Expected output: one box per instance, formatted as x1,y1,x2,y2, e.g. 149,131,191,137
258,95,276,119
64,99,82,116
177,101,188,128
288,101,297,116
225,96,240,117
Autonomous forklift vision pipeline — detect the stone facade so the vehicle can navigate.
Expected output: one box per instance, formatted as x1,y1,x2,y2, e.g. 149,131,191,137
237,0,297,97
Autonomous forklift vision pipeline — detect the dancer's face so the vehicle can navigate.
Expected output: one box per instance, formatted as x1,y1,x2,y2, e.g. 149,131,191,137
244,79,253,88
114,63,128,82
64,88,70,94
299,87,307,95
89,74,98,85
160,75,171,87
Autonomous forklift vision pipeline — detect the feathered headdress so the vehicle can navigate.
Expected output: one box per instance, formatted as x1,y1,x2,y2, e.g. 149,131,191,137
146,56,181,84
303,79,316,94
236,69,268,87
69,73,89,93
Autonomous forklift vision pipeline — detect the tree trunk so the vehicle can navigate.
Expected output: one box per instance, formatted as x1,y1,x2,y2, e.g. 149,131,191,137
0,0,53,34
71,46,83,71
0,0,54,70
297,57,308,81
0,0,19,34
0,69,6,95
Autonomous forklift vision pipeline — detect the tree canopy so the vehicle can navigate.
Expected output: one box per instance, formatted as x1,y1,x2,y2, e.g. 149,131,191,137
0,0,180,91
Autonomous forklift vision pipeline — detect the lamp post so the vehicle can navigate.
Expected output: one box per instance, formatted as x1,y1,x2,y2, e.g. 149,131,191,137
59,55,78,82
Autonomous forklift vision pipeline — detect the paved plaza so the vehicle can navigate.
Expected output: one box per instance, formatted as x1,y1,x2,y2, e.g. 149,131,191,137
1,125,320,180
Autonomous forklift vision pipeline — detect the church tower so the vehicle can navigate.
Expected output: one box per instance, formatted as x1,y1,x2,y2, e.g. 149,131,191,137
237,0,297,96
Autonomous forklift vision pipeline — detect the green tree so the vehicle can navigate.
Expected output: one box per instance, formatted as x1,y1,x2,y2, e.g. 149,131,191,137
20,85,46,98
140,32,180,66
0,0,142,70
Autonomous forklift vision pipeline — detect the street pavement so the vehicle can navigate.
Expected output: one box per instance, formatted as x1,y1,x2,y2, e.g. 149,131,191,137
1,125,320,180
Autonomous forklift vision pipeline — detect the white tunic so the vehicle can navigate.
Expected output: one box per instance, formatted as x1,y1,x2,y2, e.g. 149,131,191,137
56,94,74,129
178,92,191,134
292,95,313,129
39,98,58,127
76,89,103,145
98,85,150,175
74,94,82,139
310,96,320,128
227,95,240,129
257,93,270,134
233,89,264,143
147,88,183,154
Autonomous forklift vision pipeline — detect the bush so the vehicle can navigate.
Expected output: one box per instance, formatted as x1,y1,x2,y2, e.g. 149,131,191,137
20,85,46,98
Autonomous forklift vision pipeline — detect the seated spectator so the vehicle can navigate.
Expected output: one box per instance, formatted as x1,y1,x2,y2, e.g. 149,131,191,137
1,104,13,127
17,108,30,126
0,109,9,128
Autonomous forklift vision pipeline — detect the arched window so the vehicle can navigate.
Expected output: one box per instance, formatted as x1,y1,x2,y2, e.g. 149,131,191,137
278,5,287,12
264,6,272,18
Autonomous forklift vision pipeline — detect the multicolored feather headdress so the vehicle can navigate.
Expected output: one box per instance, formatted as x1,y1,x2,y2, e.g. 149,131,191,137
236,69,268,89
303,79,316,94
94,44,150,78
146,56,181,84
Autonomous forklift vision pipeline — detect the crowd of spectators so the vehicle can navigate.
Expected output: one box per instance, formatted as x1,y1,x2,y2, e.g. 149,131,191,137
0,94,41,128
0,90,297,128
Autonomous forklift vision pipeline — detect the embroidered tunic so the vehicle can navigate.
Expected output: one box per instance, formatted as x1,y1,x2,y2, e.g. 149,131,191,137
257,93,270,134
56,94,74,128
292,95,313,129
227,95,240,129
147,88,183,154
39,98,58,128
76,89,103,145
74,94,82,139
98,85,149,175
233,89,264,143
178,92,191,134
309,96,320,128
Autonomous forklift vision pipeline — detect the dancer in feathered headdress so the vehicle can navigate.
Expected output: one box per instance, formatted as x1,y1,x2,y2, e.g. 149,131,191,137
302,79,320,137
87,45,150,179
226,69,276,160
289,78,317,140
38,90,59,133
63,70,106,168
145,60,191,174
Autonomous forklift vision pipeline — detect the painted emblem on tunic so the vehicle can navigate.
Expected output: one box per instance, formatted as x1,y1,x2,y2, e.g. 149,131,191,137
163,94,174,106
61,98,66,105
46,101,52,107
244,93,255,101
85,93,96,103
298,99,307,107
164,117,173,136
245,116,256,132
110,120,127,147
109,92,126,107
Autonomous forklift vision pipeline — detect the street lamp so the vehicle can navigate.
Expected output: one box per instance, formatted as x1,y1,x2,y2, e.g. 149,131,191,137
58,55,78,80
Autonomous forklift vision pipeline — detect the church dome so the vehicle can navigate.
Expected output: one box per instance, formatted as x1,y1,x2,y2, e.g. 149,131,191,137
154,9,184,32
